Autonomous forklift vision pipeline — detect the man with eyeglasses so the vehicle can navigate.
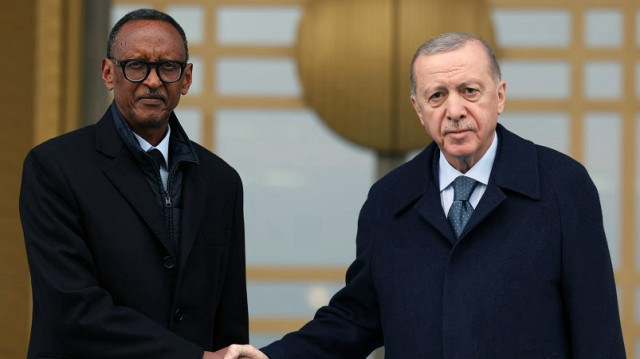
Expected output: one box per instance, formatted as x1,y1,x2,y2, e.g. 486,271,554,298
20,8,253,359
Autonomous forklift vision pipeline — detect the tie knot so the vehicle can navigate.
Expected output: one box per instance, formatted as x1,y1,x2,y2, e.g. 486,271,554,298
147,148,166,169
452,176,477,201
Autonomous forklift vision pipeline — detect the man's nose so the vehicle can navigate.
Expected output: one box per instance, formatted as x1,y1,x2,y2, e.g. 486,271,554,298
445,94,467,121
143,67,163,88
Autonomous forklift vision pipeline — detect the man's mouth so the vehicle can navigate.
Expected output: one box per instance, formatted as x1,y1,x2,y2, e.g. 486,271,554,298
138,95,166,104
446,128,469,135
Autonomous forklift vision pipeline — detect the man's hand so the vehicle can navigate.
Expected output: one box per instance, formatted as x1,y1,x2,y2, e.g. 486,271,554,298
223,344,268,359
204,344,268,359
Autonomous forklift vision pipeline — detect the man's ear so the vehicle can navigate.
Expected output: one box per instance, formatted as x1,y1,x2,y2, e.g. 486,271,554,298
496,80,506,115
180,63,193,95
411,95,425,126
102,58,115,91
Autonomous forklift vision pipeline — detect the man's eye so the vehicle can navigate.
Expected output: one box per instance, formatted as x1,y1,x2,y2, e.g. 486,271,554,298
127,61,145,70
427,92,447,106
464,88,479,95
161,62,178,70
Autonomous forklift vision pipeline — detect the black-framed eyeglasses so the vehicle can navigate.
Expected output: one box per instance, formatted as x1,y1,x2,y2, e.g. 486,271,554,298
110,58,188,83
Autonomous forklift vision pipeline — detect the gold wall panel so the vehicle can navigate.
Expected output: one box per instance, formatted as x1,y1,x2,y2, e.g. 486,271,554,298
0,1,37,357
1,0,85,357
296,0,494,154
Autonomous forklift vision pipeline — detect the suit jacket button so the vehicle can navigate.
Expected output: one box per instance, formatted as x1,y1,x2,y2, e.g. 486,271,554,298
162,256,176,269
174,308,184,322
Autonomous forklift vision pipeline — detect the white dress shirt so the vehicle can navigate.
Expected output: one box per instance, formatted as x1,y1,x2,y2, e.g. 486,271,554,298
439,131,498,216
134,124,171,190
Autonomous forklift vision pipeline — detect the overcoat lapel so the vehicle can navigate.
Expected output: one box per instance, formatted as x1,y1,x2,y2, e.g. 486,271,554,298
95,110,174,253
393,145,457,243
402,124,541,244
458,124,541,240
414,181,454,242
179,164,207,265
460,183,506,240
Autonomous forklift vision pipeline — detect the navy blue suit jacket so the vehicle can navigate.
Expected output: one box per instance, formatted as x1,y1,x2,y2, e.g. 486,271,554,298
20,109,248,358
262,124,625,358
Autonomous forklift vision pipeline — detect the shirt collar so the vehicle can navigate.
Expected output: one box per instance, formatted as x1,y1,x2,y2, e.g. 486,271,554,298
439,131,498,191
133,125,171,168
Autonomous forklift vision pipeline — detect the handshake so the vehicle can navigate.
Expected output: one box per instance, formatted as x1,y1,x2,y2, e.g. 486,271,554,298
205,344,268,359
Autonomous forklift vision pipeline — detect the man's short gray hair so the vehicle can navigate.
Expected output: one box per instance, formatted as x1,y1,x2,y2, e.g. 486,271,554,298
409,33,501,96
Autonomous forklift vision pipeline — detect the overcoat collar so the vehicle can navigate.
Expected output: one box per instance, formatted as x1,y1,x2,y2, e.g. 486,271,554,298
392,124,541,243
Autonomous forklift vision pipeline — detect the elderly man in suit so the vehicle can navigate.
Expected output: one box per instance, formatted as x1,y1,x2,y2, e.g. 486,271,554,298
227,32,626,358
20,8,254,359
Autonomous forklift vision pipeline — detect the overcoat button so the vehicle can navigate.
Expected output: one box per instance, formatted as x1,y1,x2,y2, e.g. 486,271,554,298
162,256,176,269
174,308,184,322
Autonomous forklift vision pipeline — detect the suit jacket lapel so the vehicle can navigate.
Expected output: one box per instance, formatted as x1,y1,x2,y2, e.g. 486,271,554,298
95,109,174,253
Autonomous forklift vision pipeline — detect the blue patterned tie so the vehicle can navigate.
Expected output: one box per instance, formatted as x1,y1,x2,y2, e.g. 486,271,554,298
447,176,478,239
